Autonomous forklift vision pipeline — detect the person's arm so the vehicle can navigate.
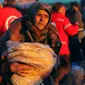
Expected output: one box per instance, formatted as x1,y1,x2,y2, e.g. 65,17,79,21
48,24,62,55
63,17,79,36
1,60,32,83
0,30,10,56
1,61,13,82
74,11,84,28
0,30,10,84
10,62,32,76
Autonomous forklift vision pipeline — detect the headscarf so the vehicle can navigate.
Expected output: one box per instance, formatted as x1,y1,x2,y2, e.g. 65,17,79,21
26,2,52,28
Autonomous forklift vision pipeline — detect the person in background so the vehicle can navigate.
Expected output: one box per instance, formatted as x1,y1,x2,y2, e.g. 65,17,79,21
66,2,85,63
51,2,79,85
0,0,22,37
0,2,61,85
71,2,84,43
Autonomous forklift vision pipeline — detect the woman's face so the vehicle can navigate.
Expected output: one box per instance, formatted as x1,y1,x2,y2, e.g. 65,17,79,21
35,10,49,30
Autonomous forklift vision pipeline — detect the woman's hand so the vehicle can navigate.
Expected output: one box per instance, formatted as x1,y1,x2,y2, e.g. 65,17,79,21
10,62,31,77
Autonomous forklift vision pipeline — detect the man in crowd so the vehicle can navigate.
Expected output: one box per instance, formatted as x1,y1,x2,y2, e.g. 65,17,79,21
51,2,79,85
0,0,22,37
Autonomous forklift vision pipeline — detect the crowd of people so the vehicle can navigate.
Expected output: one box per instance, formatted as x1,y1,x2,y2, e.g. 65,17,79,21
0,0,85,85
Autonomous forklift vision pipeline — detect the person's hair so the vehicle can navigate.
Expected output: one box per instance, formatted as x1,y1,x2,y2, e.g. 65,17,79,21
52,2,63,12
71,2,80,9
5,0,15,4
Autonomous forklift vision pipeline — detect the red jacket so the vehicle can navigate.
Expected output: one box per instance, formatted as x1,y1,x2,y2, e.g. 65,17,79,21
52,12,79,55
0,6,22,37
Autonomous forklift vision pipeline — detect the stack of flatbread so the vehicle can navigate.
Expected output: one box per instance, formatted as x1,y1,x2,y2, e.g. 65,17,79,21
6,40,57,85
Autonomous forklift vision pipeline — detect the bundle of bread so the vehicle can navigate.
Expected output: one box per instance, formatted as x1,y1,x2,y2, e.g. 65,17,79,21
6,40,57,85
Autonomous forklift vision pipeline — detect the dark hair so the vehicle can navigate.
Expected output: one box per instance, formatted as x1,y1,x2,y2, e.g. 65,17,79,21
71,2,80,9
52,2,63,12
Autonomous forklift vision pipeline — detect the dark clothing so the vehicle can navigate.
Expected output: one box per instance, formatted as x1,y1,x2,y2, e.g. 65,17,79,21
74,10,84,42
74,10,84,28
66,8,85,63
51,55,70,80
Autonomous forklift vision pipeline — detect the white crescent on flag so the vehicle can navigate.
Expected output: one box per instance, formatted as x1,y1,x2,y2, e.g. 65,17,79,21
5,15,18,30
